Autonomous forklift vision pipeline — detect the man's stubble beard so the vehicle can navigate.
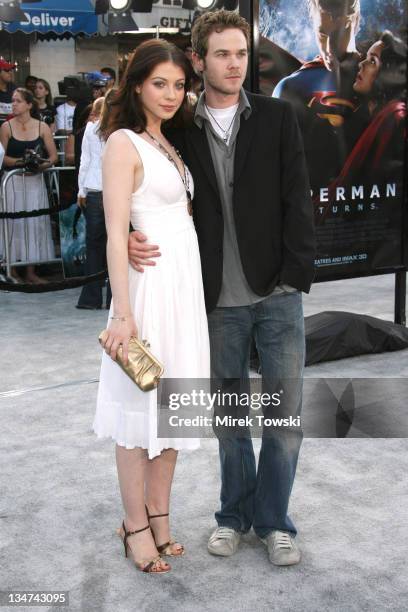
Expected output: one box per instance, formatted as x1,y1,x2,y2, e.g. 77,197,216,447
201,59,244,98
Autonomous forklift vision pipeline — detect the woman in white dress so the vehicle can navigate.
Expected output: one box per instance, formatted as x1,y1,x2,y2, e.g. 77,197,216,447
94,40,210,573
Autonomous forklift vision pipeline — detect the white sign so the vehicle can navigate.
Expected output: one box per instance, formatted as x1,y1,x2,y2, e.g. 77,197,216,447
132,3,192,30
20,12,75,28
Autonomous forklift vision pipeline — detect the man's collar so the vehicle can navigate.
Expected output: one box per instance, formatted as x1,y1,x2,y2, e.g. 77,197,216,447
194,88,252,129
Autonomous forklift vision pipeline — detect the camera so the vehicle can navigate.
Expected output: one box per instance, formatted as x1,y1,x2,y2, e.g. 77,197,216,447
22,148,47,172
57,72,110,105
57,75,92,104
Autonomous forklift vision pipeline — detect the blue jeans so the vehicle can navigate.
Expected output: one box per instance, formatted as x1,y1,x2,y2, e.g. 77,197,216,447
207,290,305,538
77,191,111,308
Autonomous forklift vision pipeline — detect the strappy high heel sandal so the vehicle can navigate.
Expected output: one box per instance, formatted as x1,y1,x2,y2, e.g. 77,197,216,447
116,520,171,573
145,506,185,557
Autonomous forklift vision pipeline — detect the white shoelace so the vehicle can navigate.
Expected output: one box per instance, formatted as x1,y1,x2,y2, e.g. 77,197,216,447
211,527,236,541
274,531,293,549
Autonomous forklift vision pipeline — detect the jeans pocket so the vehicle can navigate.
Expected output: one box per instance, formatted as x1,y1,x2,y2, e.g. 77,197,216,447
278,283,299,295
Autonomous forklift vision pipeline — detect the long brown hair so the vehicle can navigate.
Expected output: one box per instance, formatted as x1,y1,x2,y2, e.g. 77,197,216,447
35,78,53,107
104,39,192,139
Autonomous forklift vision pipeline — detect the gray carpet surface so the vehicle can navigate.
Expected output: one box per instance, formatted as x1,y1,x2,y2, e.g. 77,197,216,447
0,274,407,611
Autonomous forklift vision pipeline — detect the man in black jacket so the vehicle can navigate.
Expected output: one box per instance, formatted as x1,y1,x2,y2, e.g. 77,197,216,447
129,10,315,566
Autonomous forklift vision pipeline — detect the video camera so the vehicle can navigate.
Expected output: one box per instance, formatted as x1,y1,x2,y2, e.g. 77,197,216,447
57,75,91,104
57,72,110,104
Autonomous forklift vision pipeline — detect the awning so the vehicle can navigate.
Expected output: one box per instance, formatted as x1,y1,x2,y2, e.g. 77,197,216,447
2,0,98,37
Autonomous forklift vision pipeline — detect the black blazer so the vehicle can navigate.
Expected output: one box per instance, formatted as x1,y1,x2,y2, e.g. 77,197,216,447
170,91,316,314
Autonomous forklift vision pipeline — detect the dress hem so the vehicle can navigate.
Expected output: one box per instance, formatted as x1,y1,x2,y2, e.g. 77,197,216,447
92,428,200,460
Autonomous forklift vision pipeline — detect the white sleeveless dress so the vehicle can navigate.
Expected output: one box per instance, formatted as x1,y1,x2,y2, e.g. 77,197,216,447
93,129,210,459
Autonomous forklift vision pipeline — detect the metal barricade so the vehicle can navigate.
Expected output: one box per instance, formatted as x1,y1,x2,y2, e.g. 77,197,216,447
53,134,70,166
0,166,75,278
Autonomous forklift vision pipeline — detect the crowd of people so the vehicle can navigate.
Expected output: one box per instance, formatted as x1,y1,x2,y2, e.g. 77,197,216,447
0,63,116,130
0,51,200,287
0,64,118,285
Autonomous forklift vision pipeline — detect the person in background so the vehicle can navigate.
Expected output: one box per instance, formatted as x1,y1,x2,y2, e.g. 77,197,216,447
64,103,92,168
34,78,56,133
95,87,117,140
76,96,111,310
0,88,58,283
183,43,203,105
184,45,193,63
0,59,17,125
70,72,108,137
91,80,107,101
25,75,38,94
86,71,109,101
64,102,93,247
55,95,76,134
100,66,116,90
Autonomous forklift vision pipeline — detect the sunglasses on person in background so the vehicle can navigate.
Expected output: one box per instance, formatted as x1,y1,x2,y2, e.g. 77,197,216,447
1,69,13,73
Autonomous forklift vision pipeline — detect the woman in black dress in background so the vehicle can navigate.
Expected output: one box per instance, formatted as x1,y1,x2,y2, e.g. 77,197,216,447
0,88,58,283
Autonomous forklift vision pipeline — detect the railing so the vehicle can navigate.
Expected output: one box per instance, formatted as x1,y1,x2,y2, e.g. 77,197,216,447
53,134,70,166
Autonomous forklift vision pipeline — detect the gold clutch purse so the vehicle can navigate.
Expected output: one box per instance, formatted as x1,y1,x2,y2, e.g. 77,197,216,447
98,330,164,392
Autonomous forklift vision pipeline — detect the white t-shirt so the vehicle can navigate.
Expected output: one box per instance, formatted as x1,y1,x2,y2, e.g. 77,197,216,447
205,103,239,145
56,102,75,132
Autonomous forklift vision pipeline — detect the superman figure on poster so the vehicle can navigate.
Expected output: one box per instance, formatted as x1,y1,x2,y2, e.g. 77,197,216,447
261,0,407,276
272,0,362,188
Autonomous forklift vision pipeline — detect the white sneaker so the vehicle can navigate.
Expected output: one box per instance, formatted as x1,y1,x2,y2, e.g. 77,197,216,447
208,527,241,556
260,530,301,566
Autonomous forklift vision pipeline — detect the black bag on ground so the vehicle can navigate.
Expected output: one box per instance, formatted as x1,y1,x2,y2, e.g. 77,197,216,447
305,311,408,365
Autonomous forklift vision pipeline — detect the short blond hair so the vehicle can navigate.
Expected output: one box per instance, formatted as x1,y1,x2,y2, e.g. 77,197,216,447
191,9,250,59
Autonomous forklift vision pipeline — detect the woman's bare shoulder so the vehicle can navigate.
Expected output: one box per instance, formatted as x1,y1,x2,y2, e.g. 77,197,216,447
104,129,141,164
0,120,12,135
39,120,52,137
106,128,134,147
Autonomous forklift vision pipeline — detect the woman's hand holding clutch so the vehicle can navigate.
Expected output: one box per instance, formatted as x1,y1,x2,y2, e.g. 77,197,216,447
101,315,138,365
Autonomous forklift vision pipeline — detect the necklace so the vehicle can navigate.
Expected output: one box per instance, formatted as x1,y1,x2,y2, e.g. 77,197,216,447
16,117,31,132
145,130,193,216
204,104,239,143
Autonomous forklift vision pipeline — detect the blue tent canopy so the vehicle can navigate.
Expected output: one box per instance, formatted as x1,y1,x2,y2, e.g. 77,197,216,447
3,0,98,36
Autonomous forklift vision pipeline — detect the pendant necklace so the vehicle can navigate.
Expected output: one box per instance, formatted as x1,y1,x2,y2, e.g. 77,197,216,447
145,130,193,216
204,104,239,143
16,117,31,132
